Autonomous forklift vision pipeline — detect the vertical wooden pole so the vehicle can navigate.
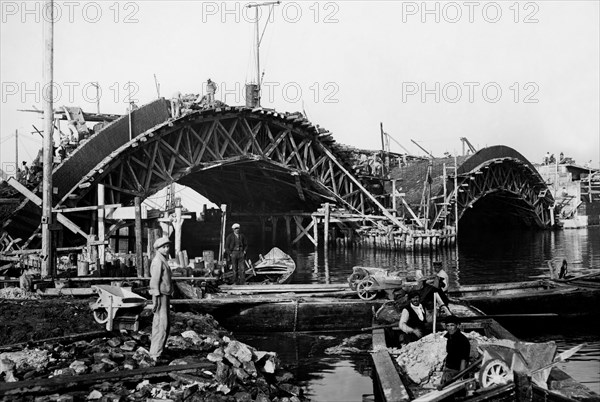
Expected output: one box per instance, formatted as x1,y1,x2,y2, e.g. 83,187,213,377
443,163,447,228
146,227,158,277
41,0,54,278
453,156,459,237
218,204,227,262
323,203,330,247
380,122,385,178
98,184,106,270
174,204,182,255
312,215,318,248
433,293,437,335
134,196,143,277
392,180,397,216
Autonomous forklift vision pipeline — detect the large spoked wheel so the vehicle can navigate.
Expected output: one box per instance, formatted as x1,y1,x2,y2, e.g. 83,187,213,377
357,278,378,300
92,298,110,324
478,359,512,388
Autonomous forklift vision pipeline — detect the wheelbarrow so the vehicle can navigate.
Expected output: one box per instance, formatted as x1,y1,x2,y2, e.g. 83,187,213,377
477,341,560,389
90,285,148,331
347,266,405,300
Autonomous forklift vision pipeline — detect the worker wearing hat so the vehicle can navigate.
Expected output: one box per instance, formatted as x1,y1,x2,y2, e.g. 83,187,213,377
149,236,173,361
398,289,429,343
224,223,248,285
439,315,471,387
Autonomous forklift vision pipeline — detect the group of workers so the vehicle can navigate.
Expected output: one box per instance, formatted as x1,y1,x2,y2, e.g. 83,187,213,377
395,263,471,388
149,224,469,386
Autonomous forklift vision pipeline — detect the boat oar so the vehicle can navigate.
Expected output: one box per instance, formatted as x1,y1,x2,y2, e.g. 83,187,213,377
437,357,483,390
530,343,586,374
561,271,600,283
360,313,559,331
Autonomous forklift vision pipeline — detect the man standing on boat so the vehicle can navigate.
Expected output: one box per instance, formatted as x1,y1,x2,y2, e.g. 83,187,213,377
225,223,248,285
399,290,429,342
440,315,471,386
149,237,174,363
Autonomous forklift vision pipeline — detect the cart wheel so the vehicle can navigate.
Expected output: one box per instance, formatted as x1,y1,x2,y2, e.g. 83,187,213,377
357,278,378,300
92,297,110,324
348,273,362,291
478,359,512,388
93,308,109,324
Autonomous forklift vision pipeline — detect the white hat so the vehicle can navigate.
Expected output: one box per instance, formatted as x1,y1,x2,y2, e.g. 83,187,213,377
153,237,171,249
232,223,240,229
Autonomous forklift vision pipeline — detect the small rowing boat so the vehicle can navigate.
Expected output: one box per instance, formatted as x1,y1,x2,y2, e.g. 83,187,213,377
247,247,296,285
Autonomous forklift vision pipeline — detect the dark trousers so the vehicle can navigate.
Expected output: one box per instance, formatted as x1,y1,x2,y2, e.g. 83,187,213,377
231,251,246,285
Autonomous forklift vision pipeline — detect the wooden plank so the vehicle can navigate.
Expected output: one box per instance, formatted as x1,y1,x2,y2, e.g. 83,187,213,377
0,198,21,205
220,284,347,291
0,330,109,353
0,276,217,285
371,350,410,402
52,203,122,213
38,288,96,296
452,280,547,292
411,379,474,402
7,177,88,238
0,362,214,396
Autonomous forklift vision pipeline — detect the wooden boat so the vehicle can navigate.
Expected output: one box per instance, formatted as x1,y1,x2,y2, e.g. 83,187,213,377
448,279,600,322
247,247,296,284
174,294,383,332
371,302,600,402
175,248,295,298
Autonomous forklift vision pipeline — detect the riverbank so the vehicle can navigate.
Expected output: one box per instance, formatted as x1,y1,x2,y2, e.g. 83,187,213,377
0,298,307,401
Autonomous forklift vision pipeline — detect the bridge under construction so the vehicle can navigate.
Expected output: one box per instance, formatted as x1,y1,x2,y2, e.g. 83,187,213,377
0,97,556,275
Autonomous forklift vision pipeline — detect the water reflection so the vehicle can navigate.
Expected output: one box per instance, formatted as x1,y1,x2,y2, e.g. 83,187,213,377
273,227,600,400
236,332,373,402
289,227,600,287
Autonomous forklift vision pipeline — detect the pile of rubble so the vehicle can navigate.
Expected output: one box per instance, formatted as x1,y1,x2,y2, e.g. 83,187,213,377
393,331,515,389
0,286,40,300
0,306,306,401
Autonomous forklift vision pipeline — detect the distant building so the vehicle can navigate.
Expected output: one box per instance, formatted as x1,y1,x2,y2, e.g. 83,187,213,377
536,162,600,227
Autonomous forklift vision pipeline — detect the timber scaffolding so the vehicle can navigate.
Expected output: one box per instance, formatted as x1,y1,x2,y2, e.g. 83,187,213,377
0,95,464,274
232,205,457,252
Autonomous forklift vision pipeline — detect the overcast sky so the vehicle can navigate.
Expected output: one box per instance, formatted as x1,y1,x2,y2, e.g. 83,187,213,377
1,0,599,177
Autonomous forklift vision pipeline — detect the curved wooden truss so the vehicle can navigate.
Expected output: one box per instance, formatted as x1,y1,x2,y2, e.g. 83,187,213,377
431,157,554,228
68,108,406,230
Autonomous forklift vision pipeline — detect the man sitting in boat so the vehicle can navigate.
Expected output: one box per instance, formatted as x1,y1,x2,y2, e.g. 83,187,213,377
398,290,430,343
439,315,471,388
416,264,452,316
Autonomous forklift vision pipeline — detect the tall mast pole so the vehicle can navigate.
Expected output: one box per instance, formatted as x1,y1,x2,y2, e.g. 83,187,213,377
247,1,280,108
255,6,260,106
41,0,55,278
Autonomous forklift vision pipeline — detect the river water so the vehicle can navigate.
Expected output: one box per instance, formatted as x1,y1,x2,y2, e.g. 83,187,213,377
238,226,600,401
